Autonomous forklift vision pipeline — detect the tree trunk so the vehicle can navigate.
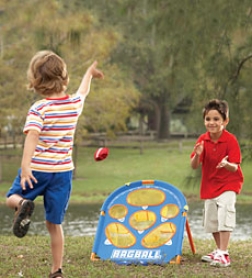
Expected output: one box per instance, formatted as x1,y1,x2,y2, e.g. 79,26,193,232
147,102,160,132
158,101,170,139
138,114,145,135
0,156,2,183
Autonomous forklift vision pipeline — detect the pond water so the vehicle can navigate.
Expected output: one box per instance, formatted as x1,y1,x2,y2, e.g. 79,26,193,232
0,202,251,241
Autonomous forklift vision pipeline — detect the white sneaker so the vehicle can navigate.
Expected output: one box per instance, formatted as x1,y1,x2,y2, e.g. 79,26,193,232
210,252,231,267
201,250,217,262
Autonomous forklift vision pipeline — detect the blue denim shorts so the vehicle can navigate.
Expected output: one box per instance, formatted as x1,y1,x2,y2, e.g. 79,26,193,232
6,169,73,224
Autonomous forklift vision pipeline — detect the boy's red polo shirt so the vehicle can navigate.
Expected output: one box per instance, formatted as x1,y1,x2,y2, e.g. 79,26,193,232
191,130,244,199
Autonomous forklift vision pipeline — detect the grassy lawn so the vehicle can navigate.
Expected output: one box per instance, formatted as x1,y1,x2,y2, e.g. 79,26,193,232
1,143,252,204
0,235,251,277
0,143,252,277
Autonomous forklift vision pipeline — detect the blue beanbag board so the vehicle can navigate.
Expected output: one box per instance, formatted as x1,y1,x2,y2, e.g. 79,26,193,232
91,180,190,265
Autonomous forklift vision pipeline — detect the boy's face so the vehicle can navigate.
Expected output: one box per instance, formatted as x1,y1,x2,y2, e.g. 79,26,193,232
204,109,229,134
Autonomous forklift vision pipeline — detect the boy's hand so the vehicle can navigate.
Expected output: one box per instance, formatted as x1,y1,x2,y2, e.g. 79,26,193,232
20,167,37,190
88,61,104,79
216,156,229,169
193,141,204,156
216,155,238,172
76,61,104,97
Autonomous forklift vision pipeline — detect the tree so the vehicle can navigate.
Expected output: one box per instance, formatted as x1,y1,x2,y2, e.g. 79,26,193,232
186,0,252,142
2,0,252,143
78,0,206,138
0,0,139,140
80,0,252,142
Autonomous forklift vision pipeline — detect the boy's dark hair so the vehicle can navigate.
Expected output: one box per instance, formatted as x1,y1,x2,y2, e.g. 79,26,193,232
203,99,229,120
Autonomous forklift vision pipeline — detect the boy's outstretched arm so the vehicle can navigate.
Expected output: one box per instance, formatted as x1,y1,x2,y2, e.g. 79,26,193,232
76,61,104,98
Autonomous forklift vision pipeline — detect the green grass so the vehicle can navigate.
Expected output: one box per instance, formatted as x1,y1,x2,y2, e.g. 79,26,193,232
1,144,252,277
72,146,196,201
0,235,251,277
1,144,252,204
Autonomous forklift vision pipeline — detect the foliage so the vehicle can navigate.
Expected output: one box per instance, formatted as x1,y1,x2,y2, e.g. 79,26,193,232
0,0,139,139
77,63,140,137
1,0,252,143
178,0,252,142
72,0,252,142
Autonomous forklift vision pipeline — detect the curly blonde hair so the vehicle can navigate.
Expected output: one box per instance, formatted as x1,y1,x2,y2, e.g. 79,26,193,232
27,50,69,96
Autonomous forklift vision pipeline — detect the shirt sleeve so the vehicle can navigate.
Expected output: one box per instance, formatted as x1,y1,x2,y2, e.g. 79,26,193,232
227,135,242,164
72,93,86,116
23,106,44,134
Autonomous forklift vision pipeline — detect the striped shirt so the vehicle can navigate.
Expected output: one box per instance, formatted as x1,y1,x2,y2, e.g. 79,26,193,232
23,94,85,172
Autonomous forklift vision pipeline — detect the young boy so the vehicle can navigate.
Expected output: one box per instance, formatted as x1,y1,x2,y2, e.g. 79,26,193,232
6,50,104,278
190,99,243,267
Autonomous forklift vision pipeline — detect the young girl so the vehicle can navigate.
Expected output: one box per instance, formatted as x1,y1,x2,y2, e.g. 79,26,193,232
190,99,243,267
6,50,104,278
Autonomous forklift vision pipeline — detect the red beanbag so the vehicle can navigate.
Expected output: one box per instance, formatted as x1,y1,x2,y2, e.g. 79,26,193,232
94,147,109,161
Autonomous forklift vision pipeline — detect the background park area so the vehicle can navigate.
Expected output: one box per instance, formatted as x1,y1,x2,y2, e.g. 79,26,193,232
1,0,252,277
1,137,252,205
0,138,252,278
